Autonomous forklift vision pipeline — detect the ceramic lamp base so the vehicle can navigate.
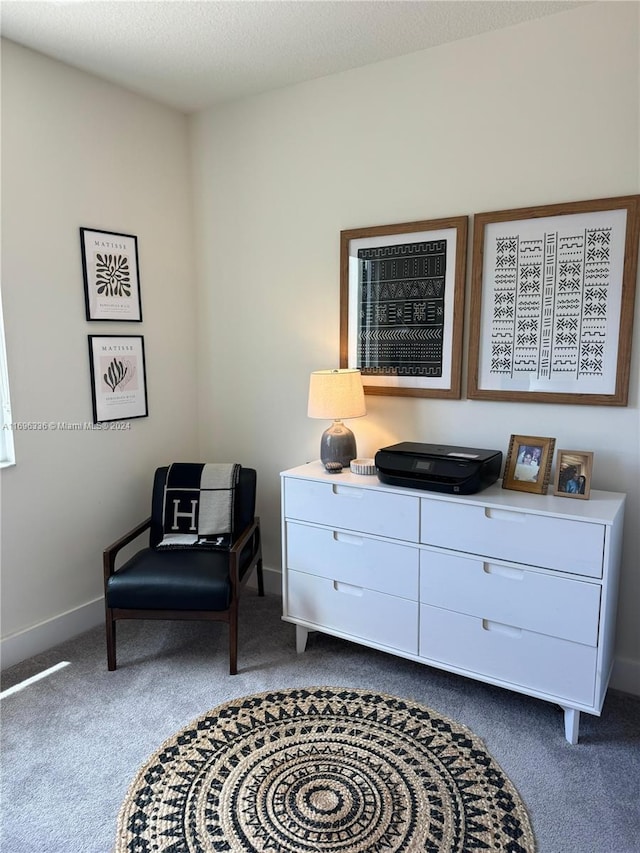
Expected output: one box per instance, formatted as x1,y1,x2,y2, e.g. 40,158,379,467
320,420,357,468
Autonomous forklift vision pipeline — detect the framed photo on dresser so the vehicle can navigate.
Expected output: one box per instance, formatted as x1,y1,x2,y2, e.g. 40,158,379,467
553,450,593,500
502,434,555,495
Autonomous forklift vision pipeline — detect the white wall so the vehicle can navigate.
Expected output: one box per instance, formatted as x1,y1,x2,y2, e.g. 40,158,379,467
0,41,199,665
191,3,640,693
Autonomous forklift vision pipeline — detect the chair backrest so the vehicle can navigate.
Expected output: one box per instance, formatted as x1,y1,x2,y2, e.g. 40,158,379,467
149,465,257,549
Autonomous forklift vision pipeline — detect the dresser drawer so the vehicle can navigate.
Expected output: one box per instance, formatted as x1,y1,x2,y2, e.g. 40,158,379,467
420,550,600,646
285,478,419,541
286,522,419,599
287,570,418,654
420,499,604,578
419,604,596,705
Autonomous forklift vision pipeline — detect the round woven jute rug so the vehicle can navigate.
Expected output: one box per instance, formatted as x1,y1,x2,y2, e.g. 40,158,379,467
115,686,535,852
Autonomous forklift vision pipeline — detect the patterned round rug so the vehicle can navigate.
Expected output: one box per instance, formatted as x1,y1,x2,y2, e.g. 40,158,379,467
115,686,535,852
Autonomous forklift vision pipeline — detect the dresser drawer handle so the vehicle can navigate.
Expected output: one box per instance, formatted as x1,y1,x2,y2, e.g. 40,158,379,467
332,485,363,498
483,563,524,580
333,581,364,596
484,508,524,522
333,532,363,546
482,619,522,638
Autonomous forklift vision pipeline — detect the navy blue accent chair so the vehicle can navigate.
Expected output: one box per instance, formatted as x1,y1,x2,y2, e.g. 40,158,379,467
103,465,263,675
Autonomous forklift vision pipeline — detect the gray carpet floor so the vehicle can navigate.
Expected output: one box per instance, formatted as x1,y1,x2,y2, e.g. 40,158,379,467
1,592,639,853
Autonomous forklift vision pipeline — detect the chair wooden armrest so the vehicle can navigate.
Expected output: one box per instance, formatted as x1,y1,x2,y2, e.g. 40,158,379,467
103,517,151,581
228,517,261,587
229,516,260,555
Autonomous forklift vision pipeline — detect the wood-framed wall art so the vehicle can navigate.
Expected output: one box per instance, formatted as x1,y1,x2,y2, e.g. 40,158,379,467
88,335,148,423
502,434,555,495
340,216,468,398
80,227,142,321
467,195,640,406
553,449,593,500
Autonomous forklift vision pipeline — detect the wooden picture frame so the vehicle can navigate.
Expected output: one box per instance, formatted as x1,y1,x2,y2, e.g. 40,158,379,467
468,195,640,406
502,434,555,495
340,216,468,398
553,450,593,500
88,335,148,423
80,227,142,321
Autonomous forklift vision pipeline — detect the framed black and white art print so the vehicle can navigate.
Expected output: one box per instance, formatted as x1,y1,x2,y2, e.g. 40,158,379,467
340,216,468,398
80,227,142,321
88,335,148,423
467,195,640,406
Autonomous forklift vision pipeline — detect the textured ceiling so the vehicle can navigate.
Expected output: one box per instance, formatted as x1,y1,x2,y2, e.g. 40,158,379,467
0,1,588,113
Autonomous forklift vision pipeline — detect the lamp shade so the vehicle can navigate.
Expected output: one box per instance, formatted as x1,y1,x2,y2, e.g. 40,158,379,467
308,369,366,420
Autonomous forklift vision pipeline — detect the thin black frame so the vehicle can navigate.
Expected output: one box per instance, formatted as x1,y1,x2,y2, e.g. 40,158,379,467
80,227,142,321
88,335,148,423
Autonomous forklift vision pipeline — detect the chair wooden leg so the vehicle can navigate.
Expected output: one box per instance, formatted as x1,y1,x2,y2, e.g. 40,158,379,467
229,605,238,675
106,611,117,671
256,558,265,597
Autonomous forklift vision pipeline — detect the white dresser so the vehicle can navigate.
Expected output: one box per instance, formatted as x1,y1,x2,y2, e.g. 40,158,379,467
280,462,625,744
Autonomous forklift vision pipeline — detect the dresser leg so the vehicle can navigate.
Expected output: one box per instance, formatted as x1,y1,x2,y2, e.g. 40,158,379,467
296,625,309,654
563,707,580,744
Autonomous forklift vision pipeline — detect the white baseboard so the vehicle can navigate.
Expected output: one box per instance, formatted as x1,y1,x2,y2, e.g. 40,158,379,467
246,564,282,597
2,565,280,672
1,597,104,670
610,656,640,697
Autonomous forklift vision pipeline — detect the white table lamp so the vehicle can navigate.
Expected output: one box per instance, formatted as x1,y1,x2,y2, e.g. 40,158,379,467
308,369,366,468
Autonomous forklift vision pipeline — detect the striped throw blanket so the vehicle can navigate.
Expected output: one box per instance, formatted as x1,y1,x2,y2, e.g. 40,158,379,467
157,462,240,550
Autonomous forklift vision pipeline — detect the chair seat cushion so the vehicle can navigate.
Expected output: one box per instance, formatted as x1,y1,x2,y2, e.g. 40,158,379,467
106,548,232,611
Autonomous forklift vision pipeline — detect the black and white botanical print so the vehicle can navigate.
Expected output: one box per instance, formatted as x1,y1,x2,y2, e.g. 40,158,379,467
102,357,136,393
89,334,147,423
94,253,131,299
81,228,141,321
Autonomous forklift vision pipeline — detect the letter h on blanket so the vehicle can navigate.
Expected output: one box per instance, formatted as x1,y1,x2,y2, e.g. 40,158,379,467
158,462,241,549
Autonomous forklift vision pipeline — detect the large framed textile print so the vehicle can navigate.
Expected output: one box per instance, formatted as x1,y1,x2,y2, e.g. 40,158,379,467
467,195,640,406
340,217,468,398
